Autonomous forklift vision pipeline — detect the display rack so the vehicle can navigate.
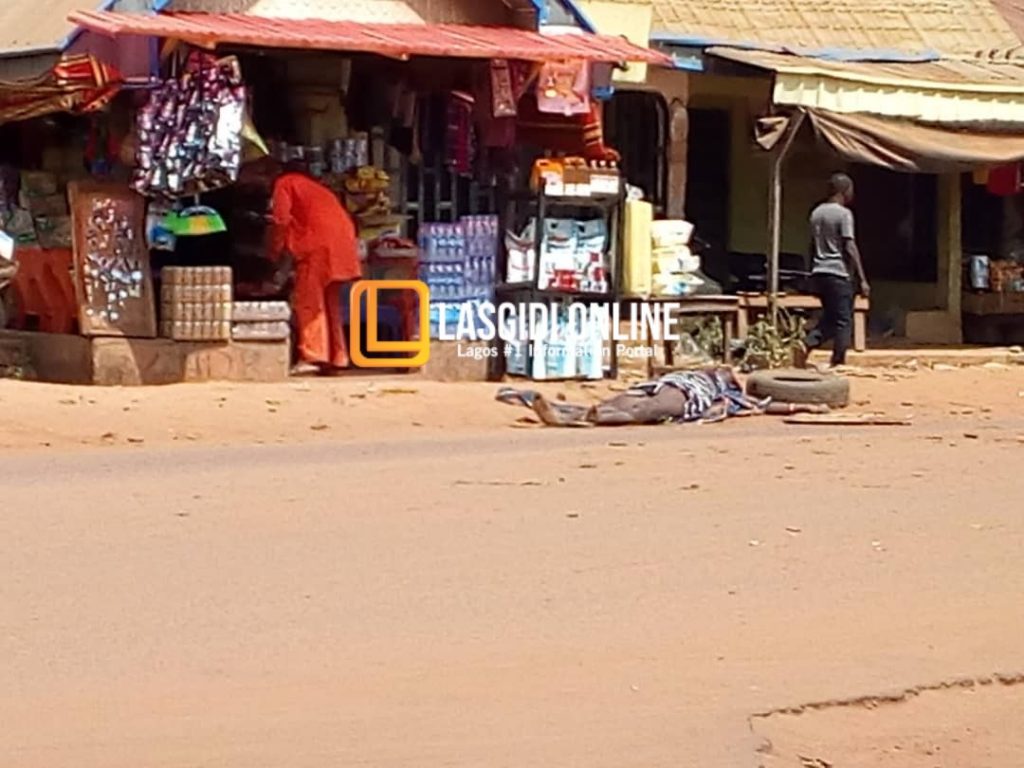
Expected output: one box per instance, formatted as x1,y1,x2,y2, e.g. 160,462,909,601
499,186,623,295
496,183,625,380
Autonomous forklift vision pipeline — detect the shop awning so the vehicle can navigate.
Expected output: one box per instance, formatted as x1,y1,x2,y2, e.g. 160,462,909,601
801,108,1024,173
709,46,1024,124
68,10,670,64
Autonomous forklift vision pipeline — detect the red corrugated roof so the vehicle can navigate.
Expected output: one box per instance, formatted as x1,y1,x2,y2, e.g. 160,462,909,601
69,10,669,64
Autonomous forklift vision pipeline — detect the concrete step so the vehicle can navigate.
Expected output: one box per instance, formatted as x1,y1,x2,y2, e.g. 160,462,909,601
829,346,1024,369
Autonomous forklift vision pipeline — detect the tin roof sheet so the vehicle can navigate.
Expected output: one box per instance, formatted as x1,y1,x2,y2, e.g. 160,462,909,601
70,10,670,63
709,46,1024,123
651,0,1021,58
0,0,100,55
990,0,1024,48
163,0,506,26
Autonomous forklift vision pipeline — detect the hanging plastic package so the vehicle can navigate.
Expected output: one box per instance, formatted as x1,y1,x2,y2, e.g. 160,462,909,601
505,222,536,284
538,218,577,291
591,63,614,101
577,219,609,293
145,200,176,251
133,52,247,199
536,60,590,116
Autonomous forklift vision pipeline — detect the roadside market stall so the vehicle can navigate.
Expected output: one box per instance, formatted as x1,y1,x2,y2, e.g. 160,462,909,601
0,53,130,341
0,8,666,384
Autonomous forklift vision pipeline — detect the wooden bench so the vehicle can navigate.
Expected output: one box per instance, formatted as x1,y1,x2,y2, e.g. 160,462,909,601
736,292,869,352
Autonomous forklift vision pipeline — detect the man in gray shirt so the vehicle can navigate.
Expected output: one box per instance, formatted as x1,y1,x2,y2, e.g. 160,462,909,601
804,173,870,367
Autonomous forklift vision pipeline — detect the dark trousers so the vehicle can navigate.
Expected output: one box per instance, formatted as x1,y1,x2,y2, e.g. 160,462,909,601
805,273,854,366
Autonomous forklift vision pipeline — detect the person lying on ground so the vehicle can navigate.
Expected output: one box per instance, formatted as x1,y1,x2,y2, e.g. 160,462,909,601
498,368,829,427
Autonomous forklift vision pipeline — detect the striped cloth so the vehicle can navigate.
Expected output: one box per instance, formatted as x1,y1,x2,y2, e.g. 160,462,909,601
0,54,122,126
630,368,767,423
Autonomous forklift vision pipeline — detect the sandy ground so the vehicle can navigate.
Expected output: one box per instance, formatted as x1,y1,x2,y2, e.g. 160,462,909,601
1,364,1024,767
0,362,1022,453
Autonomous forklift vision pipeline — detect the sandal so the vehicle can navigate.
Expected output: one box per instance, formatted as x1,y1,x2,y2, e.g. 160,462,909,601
290,362,321,377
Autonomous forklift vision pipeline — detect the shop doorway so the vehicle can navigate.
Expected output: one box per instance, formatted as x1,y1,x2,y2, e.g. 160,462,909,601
604,91,668,213
686,108,731,284
848,166,938,284
962,173,1005,259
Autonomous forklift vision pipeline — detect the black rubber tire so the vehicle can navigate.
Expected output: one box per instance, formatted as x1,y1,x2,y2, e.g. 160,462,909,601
745,369,850,408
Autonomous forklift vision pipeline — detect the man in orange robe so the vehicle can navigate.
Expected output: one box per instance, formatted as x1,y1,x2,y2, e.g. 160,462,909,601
269,171,363,372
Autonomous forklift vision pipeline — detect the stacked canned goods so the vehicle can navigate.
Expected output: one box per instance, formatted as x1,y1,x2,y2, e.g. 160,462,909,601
160,266,233,341
231,300,291,341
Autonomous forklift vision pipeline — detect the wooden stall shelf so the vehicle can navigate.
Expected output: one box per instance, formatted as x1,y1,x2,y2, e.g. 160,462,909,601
69,181,156,339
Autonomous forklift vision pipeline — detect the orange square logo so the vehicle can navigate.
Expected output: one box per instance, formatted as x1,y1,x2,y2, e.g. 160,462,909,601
350,280,431,368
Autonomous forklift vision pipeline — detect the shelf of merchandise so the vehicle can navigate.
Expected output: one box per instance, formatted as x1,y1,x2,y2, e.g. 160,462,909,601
497,184,626,380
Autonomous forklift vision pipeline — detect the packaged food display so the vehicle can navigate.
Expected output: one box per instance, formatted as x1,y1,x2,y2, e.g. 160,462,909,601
231,321,291,341
231,300,291,323
536,218,609,294
530,157,620,198
419,215,498,303
328,135,369,174
160,266,233,340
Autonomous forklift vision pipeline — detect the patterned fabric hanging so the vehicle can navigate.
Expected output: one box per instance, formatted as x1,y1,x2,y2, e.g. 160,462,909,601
516,94,619,162
445,91,475,176
985,163,1022,196
536,60,590,116
0,54,122,126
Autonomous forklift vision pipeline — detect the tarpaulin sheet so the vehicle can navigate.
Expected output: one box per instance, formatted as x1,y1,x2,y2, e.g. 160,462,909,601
0,53,121,125
709,46,1024,125
805,108,1024,173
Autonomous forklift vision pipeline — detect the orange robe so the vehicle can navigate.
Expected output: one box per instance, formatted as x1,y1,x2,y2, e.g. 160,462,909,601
270,173,362,367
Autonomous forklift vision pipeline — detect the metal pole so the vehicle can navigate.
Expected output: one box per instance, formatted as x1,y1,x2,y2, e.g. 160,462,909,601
767,160,782,324
767,110,806,326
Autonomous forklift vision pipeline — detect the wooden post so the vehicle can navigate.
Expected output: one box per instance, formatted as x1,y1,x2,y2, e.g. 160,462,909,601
936,172,963,342
767,160,782,324
767,111,805,325
667,98,689,220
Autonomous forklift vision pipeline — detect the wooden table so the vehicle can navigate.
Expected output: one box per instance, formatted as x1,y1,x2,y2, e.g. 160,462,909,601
737,292,870,352
961,291,1024,316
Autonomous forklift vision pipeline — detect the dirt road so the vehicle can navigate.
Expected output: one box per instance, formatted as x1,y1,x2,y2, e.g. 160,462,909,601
1,367,1023,766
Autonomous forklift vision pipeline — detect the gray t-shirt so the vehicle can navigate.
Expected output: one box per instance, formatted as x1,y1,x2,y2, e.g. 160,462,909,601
809,202,854,278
